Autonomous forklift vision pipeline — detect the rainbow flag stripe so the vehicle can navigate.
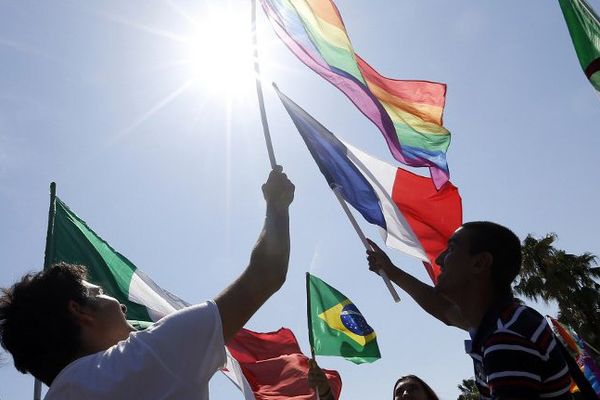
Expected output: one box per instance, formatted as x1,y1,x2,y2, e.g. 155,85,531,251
549,317,600,396
260,0,451,189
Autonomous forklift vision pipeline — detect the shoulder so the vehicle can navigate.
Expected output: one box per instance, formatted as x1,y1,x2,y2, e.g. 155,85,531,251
148,301,220,330
133,301,221,343
45,351,112,399
495,304,556,355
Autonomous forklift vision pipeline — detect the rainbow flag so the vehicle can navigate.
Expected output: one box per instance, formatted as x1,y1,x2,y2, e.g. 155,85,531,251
549,317,600,396
260,0,451,189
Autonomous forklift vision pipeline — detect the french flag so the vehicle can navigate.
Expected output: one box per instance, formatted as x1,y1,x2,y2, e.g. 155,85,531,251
276,87,462,282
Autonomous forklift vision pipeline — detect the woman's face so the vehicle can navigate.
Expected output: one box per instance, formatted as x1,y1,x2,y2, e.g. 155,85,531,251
394,378,429,400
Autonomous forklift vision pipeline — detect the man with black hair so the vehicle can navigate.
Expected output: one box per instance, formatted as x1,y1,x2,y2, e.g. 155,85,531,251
367,221,572,399
0,167,294,400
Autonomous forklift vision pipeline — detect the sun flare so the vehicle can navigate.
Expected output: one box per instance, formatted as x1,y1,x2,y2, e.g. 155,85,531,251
183,7,256,97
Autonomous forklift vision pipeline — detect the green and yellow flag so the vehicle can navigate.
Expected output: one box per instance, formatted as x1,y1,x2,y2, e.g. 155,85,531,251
306,273,380,364
559,0,600,93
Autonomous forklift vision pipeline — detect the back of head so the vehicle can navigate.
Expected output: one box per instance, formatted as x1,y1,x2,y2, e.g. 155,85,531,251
393,375,439,400
0,263,88,384
462,221,522,297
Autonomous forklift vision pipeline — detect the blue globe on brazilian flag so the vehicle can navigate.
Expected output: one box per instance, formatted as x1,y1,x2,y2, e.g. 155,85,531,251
307,273,381,364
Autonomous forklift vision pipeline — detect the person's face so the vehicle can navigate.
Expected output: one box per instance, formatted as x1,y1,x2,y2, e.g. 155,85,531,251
78,281,134,351
434,226,475,300
394,378,429,400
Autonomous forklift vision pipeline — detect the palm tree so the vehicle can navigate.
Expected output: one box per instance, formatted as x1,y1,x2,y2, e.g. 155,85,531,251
457,378,479,400
514,233,600,354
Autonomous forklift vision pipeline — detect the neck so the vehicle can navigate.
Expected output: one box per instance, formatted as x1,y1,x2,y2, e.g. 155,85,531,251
36,354,79,387
452,284,496,330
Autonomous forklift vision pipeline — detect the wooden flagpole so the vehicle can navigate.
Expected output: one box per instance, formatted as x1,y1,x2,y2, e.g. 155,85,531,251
251,0,277,169
331,186,400,303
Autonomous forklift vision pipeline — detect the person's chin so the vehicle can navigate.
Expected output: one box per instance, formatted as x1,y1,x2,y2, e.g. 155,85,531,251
435,279,456,300
125,321,136,333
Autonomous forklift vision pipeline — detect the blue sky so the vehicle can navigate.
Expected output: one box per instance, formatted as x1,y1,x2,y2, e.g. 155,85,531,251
1,1,599,399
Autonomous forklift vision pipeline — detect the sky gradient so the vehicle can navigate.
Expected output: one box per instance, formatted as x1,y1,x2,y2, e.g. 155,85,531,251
1,1,599,399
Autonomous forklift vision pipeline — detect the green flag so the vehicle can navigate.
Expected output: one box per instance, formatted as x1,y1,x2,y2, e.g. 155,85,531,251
48,196,187,327
559,0,600,93
306,273,380,364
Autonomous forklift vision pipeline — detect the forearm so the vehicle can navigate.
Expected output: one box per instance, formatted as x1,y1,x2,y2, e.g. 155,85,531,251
247,207,290,290
385,265,466,329
216,208,290,342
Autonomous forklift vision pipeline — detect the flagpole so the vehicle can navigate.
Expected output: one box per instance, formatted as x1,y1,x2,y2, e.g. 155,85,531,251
34,182,57,400
331,186,400,303
305,272,316,357
305,273,321,400
43,182,57,271
583,339,600,356
251,0,277,169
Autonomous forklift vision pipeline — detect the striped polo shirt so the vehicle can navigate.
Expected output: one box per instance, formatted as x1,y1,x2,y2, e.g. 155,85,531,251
465,296,572,399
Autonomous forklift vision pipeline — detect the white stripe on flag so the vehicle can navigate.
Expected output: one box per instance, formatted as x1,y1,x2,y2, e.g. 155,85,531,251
344,141,429,262
222,349,256,400
127,269,256,398
128,271,180,321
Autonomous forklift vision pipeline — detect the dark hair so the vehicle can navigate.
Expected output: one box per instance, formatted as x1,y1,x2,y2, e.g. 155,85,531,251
393,375,439,400
462,221,521,296
0,263,89,384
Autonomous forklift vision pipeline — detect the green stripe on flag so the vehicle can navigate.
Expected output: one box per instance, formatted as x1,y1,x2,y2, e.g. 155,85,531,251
559,0,600,91
51,197,152,322
307,273,380,364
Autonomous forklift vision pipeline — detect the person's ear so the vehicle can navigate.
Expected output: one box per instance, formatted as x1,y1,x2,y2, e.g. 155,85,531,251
473,251,493,275
68,300,95,326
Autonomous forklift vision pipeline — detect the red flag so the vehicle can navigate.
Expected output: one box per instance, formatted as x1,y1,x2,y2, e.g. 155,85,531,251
227,328,342,399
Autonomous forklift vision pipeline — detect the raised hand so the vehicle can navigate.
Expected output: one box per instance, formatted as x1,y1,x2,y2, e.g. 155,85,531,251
262,165,295,213
308,359,333,399
366,239,395,277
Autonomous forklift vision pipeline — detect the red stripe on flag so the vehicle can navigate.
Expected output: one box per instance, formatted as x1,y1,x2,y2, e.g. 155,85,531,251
585,57,600,79
356,55,447,109
391,169,462,282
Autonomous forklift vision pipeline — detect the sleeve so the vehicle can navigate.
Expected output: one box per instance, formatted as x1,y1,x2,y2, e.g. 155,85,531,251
483,332,543,399
135,301,227,386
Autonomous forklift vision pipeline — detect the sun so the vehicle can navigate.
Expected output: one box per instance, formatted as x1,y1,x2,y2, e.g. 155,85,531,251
183,5,257,98
105,2,272,139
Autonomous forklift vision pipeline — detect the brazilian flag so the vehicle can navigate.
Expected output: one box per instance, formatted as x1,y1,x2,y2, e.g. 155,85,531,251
306,273,380,364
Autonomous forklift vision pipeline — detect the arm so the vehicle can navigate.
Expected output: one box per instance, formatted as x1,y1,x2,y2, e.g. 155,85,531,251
366,239,468,330
215,166,295,343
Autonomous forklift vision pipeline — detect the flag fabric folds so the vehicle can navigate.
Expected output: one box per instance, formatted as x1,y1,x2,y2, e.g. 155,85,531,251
559,0,600,94
48,196,256,399
49,197,188,324
307,273,380,364
227,328,342,399
549,317,600,396
277,88,462,281
259,0,451,189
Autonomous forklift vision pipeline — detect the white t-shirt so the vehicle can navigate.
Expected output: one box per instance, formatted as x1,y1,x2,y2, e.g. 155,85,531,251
45,301,226,400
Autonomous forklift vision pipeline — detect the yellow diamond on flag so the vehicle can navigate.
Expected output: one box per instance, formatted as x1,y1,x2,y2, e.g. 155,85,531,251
318,299,376,347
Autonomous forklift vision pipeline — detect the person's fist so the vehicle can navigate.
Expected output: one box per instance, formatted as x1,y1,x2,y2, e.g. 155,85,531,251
307,359,331,397
262,165,295,212
366,239,393,276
